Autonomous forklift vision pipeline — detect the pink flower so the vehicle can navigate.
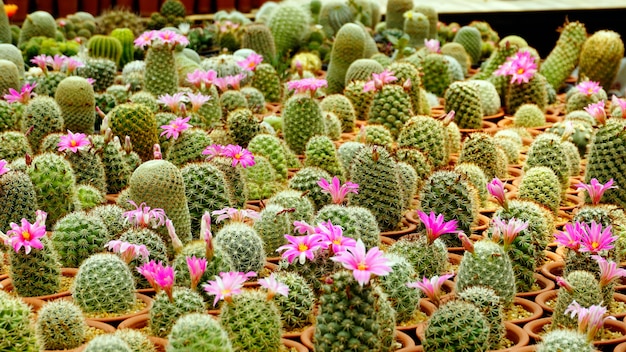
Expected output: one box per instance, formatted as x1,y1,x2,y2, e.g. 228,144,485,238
64,57,83,74
364,70,397,92
6,217,46,254
565,301,615,341
186,256,208,290
160,116,192,140
31,54,49,72
153,264,175,301
424,39,440,53
293,220,316,235
47,54,66,72
576,81,602,97
276,234,324,264
487,178,508,208
157,92,187,113
186,92,211,112
330,239,392,286
201,211,214,259
612,95,626,118
491,216,528,250
407,273,454,307
57,130,90,153
316,220,357,254
0,159,9,176
134,31,156,49
362,80,376,93
202,144,226,161
137,260,165,291
577,178,617,205
494,50,537,84
187,69,206,88
223,144,255,168
225,73,246,90
592,255,626,287
211,207,260,223
212,77,229,92
237,53,263,71
158,30,179,45
86,78,96,86
4,83,37,104
554,222,584,251
104,240,150,263
203,271,257,306
578,221,616,253
556,276,573,292
458,232,474,253
417,210,460,244
584,101,606,125
440,110,455,126
317,176,359,204
165,219,183,254
123,200,168,228
287,78,328,96
258,273,290,299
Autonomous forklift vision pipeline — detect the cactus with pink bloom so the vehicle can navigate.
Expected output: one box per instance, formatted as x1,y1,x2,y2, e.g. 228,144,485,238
584,100,607,125
138,29,188,97
493,49,548,114
282,77,327,154
577,178,618,205
566,79,608,113
407,273,454,307
317,176,358,204
552,269,604,330
565,301,616,342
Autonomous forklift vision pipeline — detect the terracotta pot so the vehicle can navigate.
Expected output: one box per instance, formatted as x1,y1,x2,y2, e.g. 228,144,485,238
44,320,116,352
69,292,153,327
380,218,418,239
506,297,544,326
117,313,169,350
471,213,492,234
21,297,45,314
0,268,78,301
300,326,414,351
417,321,528,351
458,120,499,136
615,341,626,352
515,273,556,300
105,193,119,204
534,289,557,314
502,166,524,183
525,316,626,349
282,338,309,352
482,108,506,122
540,260,564,282
559,193,584,212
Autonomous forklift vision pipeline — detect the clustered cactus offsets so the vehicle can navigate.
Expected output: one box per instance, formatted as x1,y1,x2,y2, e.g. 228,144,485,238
1,3,626,351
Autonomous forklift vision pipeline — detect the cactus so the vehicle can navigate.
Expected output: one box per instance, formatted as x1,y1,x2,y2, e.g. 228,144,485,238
287,167,332,210
90,204,130,237
0,291,41,351
76,58,117,92
360,124,394,148
20,96,63,153
0,59,18,96
562,140,581,176
454,163,488,207
111,28,135,68
394,147,433,185
444,81,483,129
578,30,624,90
552,270,603,329
378,253,421,324
92,135,131,194
403,11,429,48
303,135,344,178
150,287,207,338
385,0,414,30
539,21,587,91
518,166,562,214
245,155,282,200
75,184,104,210
226,108,260,148
118,227,168,288
267,3,310,59
397,161,418,210
253,204,293,256
524,132,570,189
397,115,448,169
247,134,288,181
0,100,18,132
144,44,178,97
314,270,396,352
220,90,248,117
547,120,593,157
344,80,374,121
214,223,265,273
167,313,233,352
114,329,156,352
345,59,384,86
349,145,404,232
368,84,413,139
458,286,505,350
250,63,281,103
267,189,315,224
165,128,212,167
466,79,501,115
282,93,326,155
441,43,470,76
241,23,276,64
36,300,87,350
326,23,366,94
220,289,283,352
18,11,56,46
27,152,76,225
504,72,548,115
55,76,96,134
72,253,137,315
423,299,490,352
51,211,112,268
130,91,159,113
8,235,61,297
459,132,507,180
0,170,38,232
513,103,546,128
84,335,132,352
453,26,482,65
536,329,595,352
87,35,122,65
207,156,248,208
108,103,158,162
319,0,354,38
320,94,356,133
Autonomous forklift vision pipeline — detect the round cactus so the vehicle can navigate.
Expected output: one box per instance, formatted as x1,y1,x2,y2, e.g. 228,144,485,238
253,204,293,256
114,329,156,352
267,189,315,224
84,335,132,352
424,301,490,352
524,132,570,190
150,287,207,338
272,271,315,330
552,270,603,329
458,286,505,350
0,290,41,351
51,210,112,268
457,132,507,180
536,329,594,352
513,103,546,128
378,253,421,324
167,313,233,352
397,115,448,169
387,234,448,279
36,300,87,350
214,222,266,273
518,166,562,213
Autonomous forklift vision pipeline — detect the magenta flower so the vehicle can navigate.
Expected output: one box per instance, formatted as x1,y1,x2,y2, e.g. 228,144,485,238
202,144,227,160
554,222,584,252
31,54,49,72
276,234,324,264
258,273,290,300
187,69,206,88
576,178,617,205
287,78,327,97
6,217,47,254
439,110,455,126
186,256,208,290
592,254,626,287
458,232,474,253
330,239,392,286
223,144,256,168
158,30,181,45
565,301,615,341
417,210,460,244
224,73,246,90
424,39,440,53
584,101,606,125
576,81,602,97
202,271,257,306
160,116,192,140
317,176,359,204
407,273,454,307
494,50,537,84
123,200,168,228
212,207,260,223
157,92,187,113
186,92,211,112
556,276,573,292
0,159,9,176
47,54,66,72
165,219,183,254
64,57,83,74
237,53,263,71
316,220,357,254
4,83,37,104
57,130,90,153
363,70,397,92
293,220,316,235
491,216,529,250
579,221,616,253
612,95,626,118
104,240,150,263
487,177,508,208
212,77,229,92
134,31,156,49
153,264,176,301
137,260,164,291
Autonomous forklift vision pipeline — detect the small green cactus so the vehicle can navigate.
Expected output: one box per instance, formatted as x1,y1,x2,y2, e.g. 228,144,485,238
150,287,207,338
36,300,87,350
0,290,41,351
51,210,112,268
167,313,234,352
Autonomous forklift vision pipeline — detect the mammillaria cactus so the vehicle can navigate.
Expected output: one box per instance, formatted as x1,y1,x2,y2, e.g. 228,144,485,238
247,134,288,181
422,299,490,351
250,63,282,103
84,335,132,352
536,329,595,352
253,204,293,255
36,300,87,350
214,221,265,273
518,166,562,213
458,286,505,350
136,29,189,97
51,211,112,268
539,20,587,91
282,78,327,155
524,132,570,190
513,103,546,127
453,26,483,65
565,80,608,113
379,253,421,324
458,132,507,180
20,95,63,153
165,128,212,167
149,285,207,338
366,70,413,139
167,313,233,352
325,23,367,94
397,115,448,169
108,103,158,162
55,131,107,194
494,49,547,114
271,271,315,330
0,290,41,351
445,81,482,129
0,164,38,231
267,2,310,59
578,30,624,90
552,270,603,329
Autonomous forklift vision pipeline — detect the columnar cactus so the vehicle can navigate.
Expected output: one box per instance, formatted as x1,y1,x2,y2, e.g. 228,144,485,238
518,166,562,213
267,2,310,59
325,23,366,94
20,96,63,153
140,30,189,97
539,20,587,91
282,87,326,155
108,103,159,162
578,30,624,90
524,132,570,190
453,26,482,65
444,81,483,129
378,253,421,324
165,128,212,167
385,0,414,30
0,169,38,231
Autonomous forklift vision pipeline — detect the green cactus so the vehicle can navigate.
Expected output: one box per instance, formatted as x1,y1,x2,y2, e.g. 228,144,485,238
241,23,276,64
214,222,265,273
466,79,501,115
547,120,593,157
344,80,375,121
75,184,104,210
326,23,366,94
72,253,137,315
8,235,61,297
118,227,168,288
518,166,562,213
441,43,470,76
360,124,393,148
76,58,117,92
165,128,212,167
36,300,87,350
220,90,248,118
319,0,354,38
458,286,505,350
247,134,288,181
513,103,546,128
20,96,63,153
250,63,281,103
444,81,483,129
345,59,384,86
267,3,310,59
368,84,413,139
226,108,260,148
552,270,603,329
0,290,41,351
89,204,130,237
562,140,581,176
129,91,159,113
503,72,548,115
565,84,607,113
51,210,112,268
108,103,158,162
385,0,414,30
524,132,570,189
244,155,282,200
84,335,132,352
271,271,315,330
18,11,57,46
454,163,488,207
87,35,122,65
287,167,332,210
403,11,429,48
207,156,248,208
0,59,18,96
397,161,418,210
114,329,156,352
55,76,96,134
320,94,356,133
150,287,207,338
397,115,448,169
394,147,433,185
111,28,135,68
458,132,507,180
92,135,131,194
282,93,326,155
578,30,624,90
453,26,482,65
267,189,315,224
423,299,490,352
456,239,517,308
0,170,38,232
378,253,421,324
303,135,344,178
167,313,234,352
144,43,178,97
253,204,292,256
536,329,594,352
539,21,587,91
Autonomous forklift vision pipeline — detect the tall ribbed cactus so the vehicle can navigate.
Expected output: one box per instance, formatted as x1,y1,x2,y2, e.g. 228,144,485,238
108,103,158,162
145,44,178,97
326,23,366,94
539,21,587,91
55,76,96,134
282,93,326,155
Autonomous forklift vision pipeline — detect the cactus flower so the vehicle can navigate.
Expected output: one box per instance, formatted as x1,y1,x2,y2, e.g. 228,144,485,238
30,54,49,72
487,177,508,209
556,276,573,292
0,159,9,176
258,273,290,300
160,116,192,140
165,219,183,254
237,53,263,71
458,233,474,253
317,176,359,204
203,271,257,306
57,130,91,153
153,264,175,302
417,210,461,244
222,144,256,168
4,4,17,18
554,222,584,251
157,92,187,113
212,77,230,92
578,221,616,254
137,260,165,292
186,256,207,290
287,78,327,97
202,144,226,160
5,217,46,254
576,178,617,205
47,54,67,72
424,39,441,53
576,80,602,97
104,240,150,264
134,31,156,49
407,273,454,307
330,239,392,287
293,220,316,235
491,216,528,251
276,233,324,264
612,95,626,118
4,82,36,104
494,50,537,84
212,207,260,223
363,69,397,92
186,69,217,88
134,29,187,49
316,220,357,254
200,211,213,259
186,92,211,112
64,57,84,74
123,200,168,228
565,301,615,342
153,144,163,159
584,101,606,125
591,255,626,287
